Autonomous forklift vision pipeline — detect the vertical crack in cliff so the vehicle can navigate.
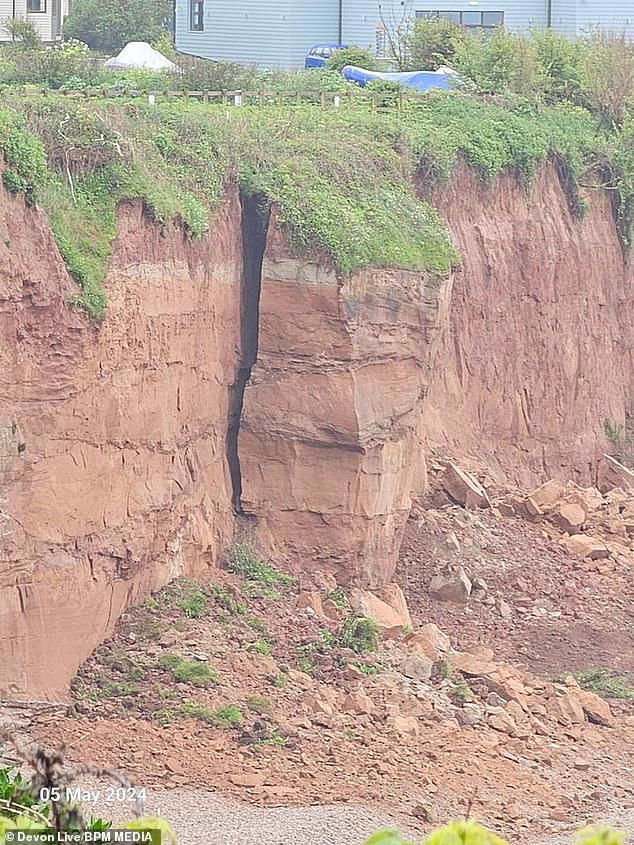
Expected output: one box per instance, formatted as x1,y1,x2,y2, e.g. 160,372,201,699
227,191,271,514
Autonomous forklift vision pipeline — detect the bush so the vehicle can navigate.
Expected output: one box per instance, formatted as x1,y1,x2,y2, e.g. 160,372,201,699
452,28,543,96
338,616,378,654
174,56,260,92
579,31,634,129
63,0,173,54
2,17,42,48
531,28,584,103
0,110,47,204
326,46,378,73
0,40,102,90
226,544,294,587
400,19,466,72
158,654,218,687
364,823,627,845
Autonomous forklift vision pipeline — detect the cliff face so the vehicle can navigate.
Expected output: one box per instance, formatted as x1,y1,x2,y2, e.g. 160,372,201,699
1,164,632,697
425,164,634,485
238,222,451,587
0,191,242,700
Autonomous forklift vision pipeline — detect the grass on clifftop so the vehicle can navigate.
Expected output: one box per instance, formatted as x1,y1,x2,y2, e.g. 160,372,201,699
0,91,630,319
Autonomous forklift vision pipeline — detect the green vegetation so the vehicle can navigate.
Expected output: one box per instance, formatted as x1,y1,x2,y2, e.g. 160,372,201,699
179,701,243,728
326,46,379,74
400,18,467,71
0,25,633,322
363,822,626,845
324,586,348,610
158,654,219,688
226,544,294,588
604,416,634,467
450,679,473,704
297,656,315,674
245,694,273,715
208,584,248,616
178,589,208,619
63,0,173,53
575,669,634,700
354,659,387,676
338,616,378,654
248,638,272,656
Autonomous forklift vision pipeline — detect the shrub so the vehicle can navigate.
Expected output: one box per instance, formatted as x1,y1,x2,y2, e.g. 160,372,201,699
401,19,466,72
574,668,634,700
158,654,218,687
452,28,543,96
604,416,634,466
174,56,260,92
531,28,584,103
179,701,243,728
338,616,378,654
579,31,634,129
226,544,294,587
2,17,42,48
326,46,378,73
246,694,272,714
63,0,173,54
0,111,47,205
178,589,207,619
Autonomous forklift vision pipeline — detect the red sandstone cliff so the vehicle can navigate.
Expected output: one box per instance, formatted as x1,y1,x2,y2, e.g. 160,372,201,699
0,191,242,699
425,164,634,485
0,164,632,697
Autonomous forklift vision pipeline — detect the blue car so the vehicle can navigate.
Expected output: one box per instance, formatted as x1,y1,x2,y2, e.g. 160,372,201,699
305,44,349,69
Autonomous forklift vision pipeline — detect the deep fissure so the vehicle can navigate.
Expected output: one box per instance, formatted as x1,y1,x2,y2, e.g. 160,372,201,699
226,191,271,514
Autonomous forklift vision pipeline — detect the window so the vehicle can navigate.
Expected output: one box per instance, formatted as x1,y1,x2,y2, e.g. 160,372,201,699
415,10,504,33
27,0,46,11
190,0,204,32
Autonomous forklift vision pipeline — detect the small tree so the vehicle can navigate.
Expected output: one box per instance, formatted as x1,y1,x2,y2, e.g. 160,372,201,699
579,31,634,128
401,18,466,72
3,16,42,48
63,0,173,54
452,27,543,96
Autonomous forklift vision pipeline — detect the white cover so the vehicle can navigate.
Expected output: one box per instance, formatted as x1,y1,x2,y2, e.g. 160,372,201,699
104,41,176,71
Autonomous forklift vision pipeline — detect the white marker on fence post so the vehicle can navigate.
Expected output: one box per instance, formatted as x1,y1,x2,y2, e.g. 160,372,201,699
148,94,156,106
235,93,243,106
334,95,341,108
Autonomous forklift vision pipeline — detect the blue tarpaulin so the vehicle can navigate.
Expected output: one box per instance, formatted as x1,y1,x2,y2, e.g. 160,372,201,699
342,65,455,93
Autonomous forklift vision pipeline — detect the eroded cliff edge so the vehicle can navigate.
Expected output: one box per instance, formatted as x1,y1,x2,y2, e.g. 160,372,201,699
1,163,632,697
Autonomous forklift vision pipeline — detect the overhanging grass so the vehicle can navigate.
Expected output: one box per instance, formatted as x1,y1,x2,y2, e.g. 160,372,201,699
0,92,630,320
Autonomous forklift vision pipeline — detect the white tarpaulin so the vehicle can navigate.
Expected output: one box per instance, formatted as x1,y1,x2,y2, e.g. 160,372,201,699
104,42,176,71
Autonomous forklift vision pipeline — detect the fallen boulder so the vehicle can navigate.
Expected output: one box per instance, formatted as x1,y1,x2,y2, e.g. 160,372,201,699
350,585,411,630
529,479,566,510
442,463,491,509
561,534,610,560
429,567,472,603
598,454,634,494
547,501,586,533
405,623,451,661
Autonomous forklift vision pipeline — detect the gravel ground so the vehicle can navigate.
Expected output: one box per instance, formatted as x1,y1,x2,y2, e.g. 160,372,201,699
81,782,415,845
77,781,633,845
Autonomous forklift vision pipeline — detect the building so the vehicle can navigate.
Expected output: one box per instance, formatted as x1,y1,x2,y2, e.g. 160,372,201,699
0,0,70,43
174,0,634,69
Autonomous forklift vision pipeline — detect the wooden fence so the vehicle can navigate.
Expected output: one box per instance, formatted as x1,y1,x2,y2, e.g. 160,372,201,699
5,87,415,111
